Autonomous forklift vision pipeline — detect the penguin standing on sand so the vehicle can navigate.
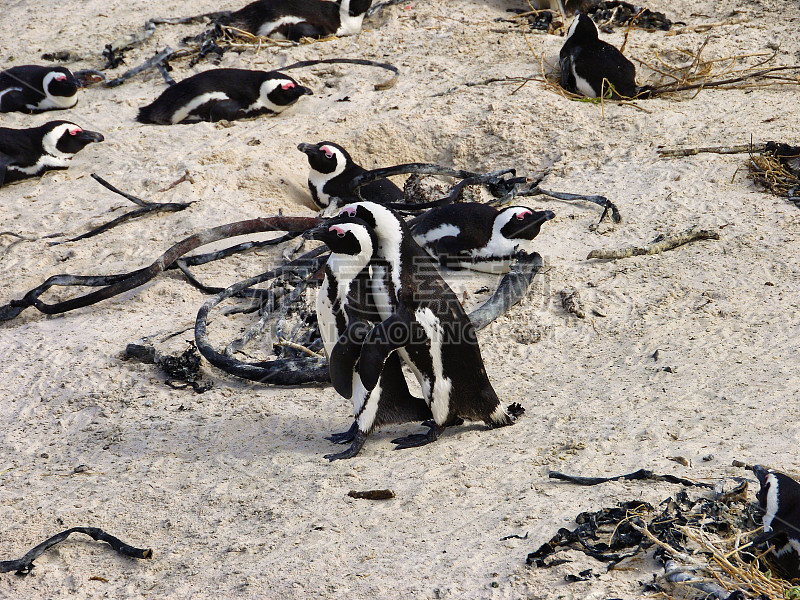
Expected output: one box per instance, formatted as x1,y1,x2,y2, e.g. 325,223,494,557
0,66,79,113
753,465,800,576
308,219,432,460
559,13,637,99
137,69,312,125
221,0,372,41
411,203,555,273
0,121,104,187
328,202,524,449
297,141,403,215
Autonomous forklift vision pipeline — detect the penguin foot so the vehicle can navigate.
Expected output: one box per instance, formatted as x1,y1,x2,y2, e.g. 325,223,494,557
325,422,359,444
392,424,445,449
507,402,525,419
324,431,367,461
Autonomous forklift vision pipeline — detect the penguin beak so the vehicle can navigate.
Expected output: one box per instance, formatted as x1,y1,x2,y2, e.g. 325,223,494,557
539,210,556,223
303,223,332,241
299,86,313,96
78,130,104,143
297,143,316,155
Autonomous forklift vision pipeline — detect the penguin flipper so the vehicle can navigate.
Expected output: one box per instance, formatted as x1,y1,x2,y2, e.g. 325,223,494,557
206,99,246,122
329,320,371,398
0,153,11,188
434,236,469,270
559,55,574,93
359,312,415,391
0,90,28,113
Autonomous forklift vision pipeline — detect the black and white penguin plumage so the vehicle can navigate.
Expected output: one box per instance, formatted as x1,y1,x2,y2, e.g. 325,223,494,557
559,13,637,99
327,201,524,449
309,219,432,460
754,465,800,577
411,203,555,273
137,69,312,125
0,121,104,187
221,0,372,41
297,141,403,215
0,66,79,113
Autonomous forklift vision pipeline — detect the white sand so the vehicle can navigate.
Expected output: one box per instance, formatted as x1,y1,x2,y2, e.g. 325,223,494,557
1,0,799,598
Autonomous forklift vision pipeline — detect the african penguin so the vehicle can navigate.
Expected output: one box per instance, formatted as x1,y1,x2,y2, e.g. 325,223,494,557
308,219,432,460
221,0,372,41
327,201,524,449
137,69,312,125
559,13,637,99
0,121,104,188
754,465,800,576
297,141,403,215
410,203,555,273
0,66,79,113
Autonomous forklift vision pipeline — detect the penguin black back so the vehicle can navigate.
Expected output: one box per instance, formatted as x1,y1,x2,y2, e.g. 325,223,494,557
0,121,104,187
297,141,403,214
0,66,79,113
137,69,312,125
222,0,372,41
559,14,636,99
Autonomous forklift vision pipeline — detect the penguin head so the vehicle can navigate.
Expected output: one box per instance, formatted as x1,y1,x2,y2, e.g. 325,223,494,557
498,207,555,241
259,73,313,113
309,218,377,258
566,13,598,43
298,141,352,178
43,67,79,101
40,121,104,157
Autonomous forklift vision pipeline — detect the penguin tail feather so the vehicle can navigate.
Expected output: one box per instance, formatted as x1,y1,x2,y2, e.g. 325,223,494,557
487,402,524,428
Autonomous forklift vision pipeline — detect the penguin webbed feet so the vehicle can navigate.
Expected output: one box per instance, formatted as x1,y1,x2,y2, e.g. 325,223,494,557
324,430,368,461
325,421,359,444
392,424,445,449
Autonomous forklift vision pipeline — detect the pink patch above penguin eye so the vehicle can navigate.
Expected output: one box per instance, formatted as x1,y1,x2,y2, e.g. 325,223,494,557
516,210,532,220
69,128,82,136
330,226,346,238
281,82,295,90
320,146,334,159
341,207,357,217
55,74,67,82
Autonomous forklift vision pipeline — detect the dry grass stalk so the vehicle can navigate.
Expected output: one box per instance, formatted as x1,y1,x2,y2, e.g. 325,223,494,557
748,153,800,197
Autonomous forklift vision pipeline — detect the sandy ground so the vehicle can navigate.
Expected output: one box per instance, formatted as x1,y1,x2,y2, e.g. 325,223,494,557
1,0,800,598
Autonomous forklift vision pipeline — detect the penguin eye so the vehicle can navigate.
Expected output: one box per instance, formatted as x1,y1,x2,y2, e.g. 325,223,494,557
330,226,346,238
69,128,81,136
516,210,532,220
341,207,357,217
281,82,295,90
54,74,67,82
320,146,334,159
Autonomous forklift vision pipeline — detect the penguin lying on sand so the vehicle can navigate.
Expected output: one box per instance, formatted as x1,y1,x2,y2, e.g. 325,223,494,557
559,13,637,99
137,69,312,125
297,141,403,215
0,121,104,187
411,203,555,273
0,66,79,113
753,465,800,577
328,202,524,449
308,219,432,460
221,0,372,41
